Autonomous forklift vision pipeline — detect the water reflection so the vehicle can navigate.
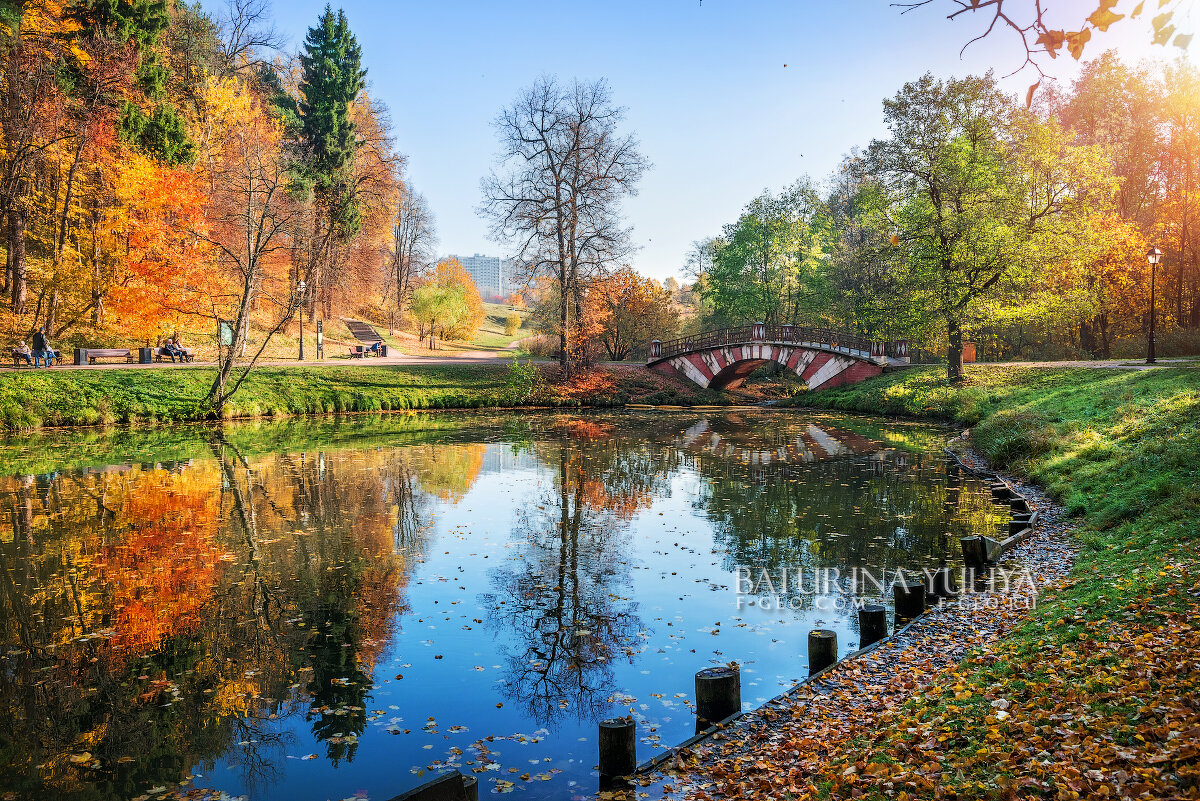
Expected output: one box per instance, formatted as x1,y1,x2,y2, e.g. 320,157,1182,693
481,420,675,725
0,411,1004,801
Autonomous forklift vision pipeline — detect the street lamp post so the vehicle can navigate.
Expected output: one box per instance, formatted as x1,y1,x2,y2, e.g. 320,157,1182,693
298,280,307,361
1146,247,1162,364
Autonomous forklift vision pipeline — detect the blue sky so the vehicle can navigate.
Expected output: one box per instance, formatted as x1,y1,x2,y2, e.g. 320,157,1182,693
268,0,1185,282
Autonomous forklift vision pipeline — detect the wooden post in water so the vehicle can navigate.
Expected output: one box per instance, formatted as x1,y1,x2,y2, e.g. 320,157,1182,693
598,717,637,778
695,665,740,732
858,604,888,647
387,771,477,801
893,580,926,622
961,536,986,570
929,566,957,598
1010,496,1029,513
808,629,837,674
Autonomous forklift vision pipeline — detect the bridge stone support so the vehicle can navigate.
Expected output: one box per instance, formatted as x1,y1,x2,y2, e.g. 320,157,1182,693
648,343,883,391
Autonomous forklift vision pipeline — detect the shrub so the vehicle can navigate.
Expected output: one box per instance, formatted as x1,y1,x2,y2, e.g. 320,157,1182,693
503,359,543,404
504,311,522,337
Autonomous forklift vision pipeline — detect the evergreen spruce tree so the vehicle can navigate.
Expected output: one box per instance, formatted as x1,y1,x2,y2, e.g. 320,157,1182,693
297,4,365,237
67,0,195,165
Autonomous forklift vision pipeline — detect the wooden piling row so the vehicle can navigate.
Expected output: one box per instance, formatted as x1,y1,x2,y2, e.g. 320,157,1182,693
964,464,1039,568
613,456,1043,785
893,580,926,622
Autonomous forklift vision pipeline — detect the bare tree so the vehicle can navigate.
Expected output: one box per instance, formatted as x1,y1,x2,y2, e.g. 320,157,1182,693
386,186,436,329
684,236,717,281
480,76,648,377
217,0,283,74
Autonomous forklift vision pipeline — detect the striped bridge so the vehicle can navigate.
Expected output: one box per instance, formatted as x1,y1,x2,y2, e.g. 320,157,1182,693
647,323,910,391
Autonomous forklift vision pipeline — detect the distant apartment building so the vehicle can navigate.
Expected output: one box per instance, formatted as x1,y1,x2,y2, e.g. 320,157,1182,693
449,253,514,300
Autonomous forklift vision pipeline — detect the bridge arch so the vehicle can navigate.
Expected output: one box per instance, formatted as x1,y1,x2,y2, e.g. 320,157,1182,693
646,324,909,392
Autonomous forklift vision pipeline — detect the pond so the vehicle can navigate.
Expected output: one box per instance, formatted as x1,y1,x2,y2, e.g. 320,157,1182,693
0,409,1006,801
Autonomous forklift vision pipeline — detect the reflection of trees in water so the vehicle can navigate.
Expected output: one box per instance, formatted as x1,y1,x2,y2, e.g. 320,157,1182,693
689,418,1002,604
482,424,678,726
0,436,433,798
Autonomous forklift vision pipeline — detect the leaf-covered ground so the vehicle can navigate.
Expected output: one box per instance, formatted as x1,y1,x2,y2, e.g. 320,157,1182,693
658,366,1200,799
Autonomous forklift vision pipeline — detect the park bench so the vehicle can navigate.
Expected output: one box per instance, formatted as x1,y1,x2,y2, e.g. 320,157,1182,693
10,348,61,367
348,344,387,358
75,348,133,365
153,346,194,363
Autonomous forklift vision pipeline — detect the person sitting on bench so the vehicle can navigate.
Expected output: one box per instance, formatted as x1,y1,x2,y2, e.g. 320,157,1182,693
367,340,382,355
164,338,185,362
13,340,32,366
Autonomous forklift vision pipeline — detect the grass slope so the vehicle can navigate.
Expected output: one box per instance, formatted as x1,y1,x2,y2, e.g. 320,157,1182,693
0,361,723,430
774,364,1200,799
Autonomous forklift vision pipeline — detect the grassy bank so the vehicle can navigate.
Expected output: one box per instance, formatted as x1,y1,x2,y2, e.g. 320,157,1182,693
0,361,723,430
769,364,1200,798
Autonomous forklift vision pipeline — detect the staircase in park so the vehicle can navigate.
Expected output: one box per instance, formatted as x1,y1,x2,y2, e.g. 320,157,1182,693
343,319,383,344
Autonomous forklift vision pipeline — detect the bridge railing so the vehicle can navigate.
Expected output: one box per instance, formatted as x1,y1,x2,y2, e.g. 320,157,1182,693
650,324,888,361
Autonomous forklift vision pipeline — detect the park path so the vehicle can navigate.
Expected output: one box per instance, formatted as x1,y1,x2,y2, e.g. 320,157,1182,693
1,350,523,372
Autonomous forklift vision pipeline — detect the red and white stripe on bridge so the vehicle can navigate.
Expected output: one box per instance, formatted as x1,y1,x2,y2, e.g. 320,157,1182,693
648,343,884,391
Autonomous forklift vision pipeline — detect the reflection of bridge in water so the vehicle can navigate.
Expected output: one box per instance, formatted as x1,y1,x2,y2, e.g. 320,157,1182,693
676,417,890,469
648,323,910,391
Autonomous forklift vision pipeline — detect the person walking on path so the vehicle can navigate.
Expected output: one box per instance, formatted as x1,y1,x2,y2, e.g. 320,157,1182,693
31,328,52,368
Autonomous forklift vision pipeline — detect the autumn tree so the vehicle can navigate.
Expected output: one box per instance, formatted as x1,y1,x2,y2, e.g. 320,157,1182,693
904,0,1193,100
701,181,832,328
68,0,195,165
593,267,678,360
194,77,299,412
426,257,485,338
410,283,467,349
481,76,648,377
866,73,1114,380
0,3,68,315
503,309,521,336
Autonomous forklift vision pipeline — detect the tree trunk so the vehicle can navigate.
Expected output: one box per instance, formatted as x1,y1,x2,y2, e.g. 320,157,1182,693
558,263,569,377
1079,318,1096,356
1096,313,1111,359
57,135,86,260
9,206,26,314
947,318,964,383
2,211,10,295
46,288,58,338
91,254,103,326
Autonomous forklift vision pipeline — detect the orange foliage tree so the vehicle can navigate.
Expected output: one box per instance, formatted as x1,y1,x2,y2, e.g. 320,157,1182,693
592,266,679,361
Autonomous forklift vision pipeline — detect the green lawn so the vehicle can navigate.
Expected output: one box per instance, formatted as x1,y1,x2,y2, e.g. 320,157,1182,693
0,359,723,430
464,302,528,350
